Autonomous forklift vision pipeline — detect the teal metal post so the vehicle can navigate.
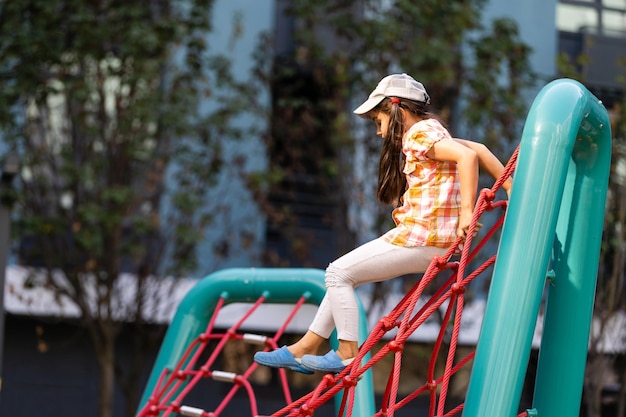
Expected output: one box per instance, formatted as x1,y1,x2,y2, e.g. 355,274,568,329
532,84,611,415
463,79,611,416
138,267,376,416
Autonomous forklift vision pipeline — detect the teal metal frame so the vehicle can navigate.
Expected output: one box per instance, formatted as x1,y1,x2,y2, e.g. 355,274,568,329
463,79,611,416
138,267,376,416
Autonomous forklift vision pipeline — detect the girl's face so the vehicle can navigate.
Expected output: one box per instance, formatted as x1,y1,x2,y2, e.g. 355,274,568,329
371,111,390,138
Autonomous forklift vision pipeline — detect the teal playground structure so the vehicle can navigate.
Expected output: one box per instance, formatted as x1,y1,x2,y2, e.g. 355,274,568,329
137,78,611,417
138,268,377,416
464,78,611,416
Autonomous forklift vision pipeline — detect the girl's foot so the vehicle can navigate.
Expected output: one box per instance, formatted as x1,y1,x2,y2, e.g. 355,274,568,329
253,346,314,374
300,350,354,373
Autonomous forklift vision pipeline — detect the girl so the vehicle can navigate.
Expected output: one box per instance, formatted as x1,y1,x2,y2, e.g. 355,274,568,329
254,73,512,374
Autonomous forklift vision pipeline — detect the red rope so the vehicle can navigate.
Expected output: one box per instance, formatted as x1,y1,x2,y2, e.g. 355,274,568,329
136,292,313,417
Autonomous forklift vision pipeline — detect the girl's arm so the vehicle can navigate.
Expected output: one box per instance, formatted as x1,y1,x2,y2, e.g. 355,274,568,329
427,137,479,238
454,138,513,197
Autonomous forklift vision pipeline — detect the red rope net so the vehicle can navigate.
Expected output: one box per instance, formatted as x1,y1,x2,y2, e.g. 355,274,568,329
138,147,527,417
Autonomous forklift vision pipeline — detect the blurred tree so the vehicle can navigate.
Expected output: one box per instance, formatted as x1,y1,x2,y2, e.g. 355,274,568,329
0,1,264,417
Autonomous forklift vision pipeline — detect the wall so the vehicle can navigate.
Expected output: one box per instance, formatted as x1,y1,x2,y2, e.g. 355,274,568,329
192,1,275,275
484,0,558,85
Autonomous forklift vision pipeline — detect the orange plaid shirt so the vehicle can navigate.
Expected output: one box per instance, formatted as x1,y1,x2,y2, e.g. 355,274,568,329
382,118,460,248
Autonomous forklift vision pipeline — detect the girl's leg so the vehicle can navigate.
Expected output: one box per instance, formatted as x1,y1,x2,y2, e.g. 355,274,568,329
311,238,446,360
285,294,334,356
256,238,446,372
255,297,333,373
287,330,326,358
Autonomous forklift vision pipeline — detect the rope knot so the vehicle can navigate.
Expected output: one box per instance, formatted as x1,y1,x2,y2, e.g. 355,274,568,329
451,283,465,294
343,375,359,387
481,188,495,201
380,317,396,331
322,374,337,384
299,404,315,416
427,380,438,392
433,256,447,269
389,340,404,352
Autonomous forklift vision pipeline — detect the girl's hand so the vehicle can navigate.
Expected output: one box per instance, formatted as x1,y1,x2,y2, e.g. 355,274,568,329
457,210,482,239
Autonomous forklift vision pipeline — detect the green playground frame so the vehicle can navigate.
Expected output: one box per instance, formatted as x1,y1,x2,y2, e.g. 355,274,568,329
138,267,376,415
464,78,611,416
138,78,611,417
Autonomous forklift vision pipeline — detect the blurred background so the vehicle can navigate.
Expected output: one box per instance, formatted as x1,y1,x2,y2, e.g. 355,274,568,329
0,0,624,416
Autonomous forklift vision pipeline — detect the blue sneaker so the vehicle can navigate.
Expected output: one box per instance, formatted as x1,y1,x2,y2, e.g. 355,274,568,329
300,350,354,373
254,346,314,375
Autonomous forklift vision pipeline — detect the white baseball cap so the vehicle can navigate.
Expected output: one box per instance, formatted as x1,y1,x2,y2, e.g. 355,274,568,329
353,73,430,116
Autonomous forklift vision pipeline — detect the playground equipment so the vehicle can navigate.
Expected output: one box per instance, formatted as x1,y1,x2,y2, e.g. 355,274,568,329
464,78,611,415
137,78,611,417
137,268,376,417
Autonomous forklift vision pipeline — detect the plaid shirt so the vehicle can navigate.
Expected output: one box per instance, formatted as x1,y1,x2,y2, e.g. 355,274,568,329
382,119,460,248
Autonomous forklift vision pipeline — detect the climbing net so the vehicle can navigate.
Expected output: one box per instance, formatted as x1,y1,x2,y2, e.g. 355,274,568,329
137,147,529,417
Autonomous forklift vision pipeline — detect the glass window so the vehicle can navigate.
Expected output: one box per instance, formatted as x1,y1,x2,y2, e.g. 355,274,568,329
557,4,599,31
603,10,626,32
603,0,626,10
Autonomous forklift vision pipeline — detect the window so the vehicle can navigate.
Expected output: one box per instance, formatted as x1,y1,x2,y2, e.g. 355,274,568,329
557,0,626,104
604,9,626,33
557,4,598,32
604,0,626,9
557,0,626,34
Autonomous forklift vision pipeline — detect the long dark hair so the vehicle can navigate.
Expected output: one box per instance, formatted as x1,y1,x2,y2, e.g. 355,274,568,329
374,97,431,205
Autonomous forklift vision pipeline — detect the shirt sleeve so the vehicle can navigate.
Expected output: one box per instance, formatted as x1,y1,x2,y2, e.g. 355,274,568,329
403,119,451,174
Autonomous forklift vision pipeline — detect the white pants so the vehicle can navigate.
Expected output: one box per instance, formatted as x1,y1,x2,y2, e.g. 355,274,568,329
308,237,447,341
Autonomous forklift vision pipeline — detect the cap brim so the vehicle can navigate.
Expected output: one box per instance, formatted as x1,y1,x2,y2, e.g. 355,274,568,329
353,95,385,116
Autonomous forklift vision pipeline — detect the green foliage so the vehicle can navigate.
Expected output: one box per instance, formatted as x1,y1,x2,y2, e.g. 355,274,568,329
0,2,262,415
465,18,536,152
0,0,252,279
